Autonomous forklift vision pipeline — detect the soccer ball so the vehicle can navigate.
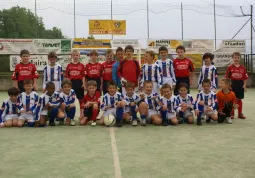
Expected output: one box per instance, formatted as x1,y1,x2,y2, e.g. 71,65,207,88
104,114,116,127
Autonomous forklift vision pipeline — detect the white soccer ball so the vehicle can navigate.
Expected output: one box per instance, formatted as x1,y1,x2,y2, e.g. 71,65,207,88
104,114,116,127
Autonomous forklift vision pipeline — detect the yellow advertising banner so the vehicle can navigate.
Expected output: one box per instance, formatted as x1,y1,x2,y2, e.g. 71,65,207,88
73,38,111,48
185,54,203,69
89,20,126,35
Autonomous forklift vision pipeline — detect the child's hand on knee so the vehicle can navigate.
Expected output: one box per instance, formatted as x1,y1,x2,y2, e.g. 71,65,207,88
0,122,4,128
198,101,204,106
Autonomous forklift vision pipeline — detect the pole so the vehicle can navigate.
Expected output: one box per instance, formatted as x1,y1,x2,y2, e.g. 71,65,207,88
35,0,37,38
147,0,150,39
251,5,253,56
214,0,216,50
111,0,113,39
74,0,76,38
181,2,184,40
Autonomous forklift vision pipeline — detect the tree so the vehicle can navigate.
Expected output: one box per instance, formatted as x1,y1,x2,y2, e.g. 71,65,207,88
87,35,95,39
0,6,64,38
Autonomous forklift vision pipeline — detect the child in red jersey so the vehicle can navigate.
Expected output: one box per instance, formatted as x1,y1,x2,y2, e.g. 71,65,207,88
12,50,38,92
102,49,115,94
66,50,85,105
173,45,194,95
117,45,140,95
85,50,103,92
225,52,248,119
80,81,101,126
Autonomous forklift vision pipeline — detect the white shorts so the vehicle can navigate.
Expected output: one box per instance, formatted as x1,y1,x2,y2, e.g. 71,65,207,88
184,110,193,118
148,109,159,119
203,110,217,116
163,77,174,87
103,108,117,117
19,113,34,121
167,112,176,119
152,82,159,94
39,110,48,116
4,114,19,121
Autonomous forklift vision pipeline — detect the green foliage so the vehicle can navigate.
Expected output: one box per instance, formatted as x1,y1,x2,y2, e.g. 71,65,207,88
87,35,95,39
0,6,64,38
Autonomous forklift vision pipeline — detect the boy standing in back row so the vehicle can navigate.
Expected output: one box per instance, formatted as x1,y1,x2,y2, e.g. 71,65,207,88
173,45,194,95
118,45,140,95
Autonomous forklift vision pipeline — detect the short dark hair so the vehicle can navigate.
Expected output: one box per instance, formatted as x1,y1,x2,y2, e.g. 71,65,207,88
202,79,211,86
232,52,241,58
116,47,124,54
108,81,117,89
46,81,55,90
20,50,30,57
145,50,155,59
61,79,72,88
125,82,134,89
8,87,20,96
143,80,153,87
125,45,134,53
23,79,33,86
90,49,98,56
48,51,57,59
176,45,186,52
159,46,168,54
203,53,214,61
178,83,188,90
87,80,97,87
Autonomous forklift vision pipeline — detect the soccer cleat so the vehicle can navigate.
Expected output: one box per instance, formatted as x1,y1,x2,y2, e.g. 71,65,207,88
59,120,64,126
132,120,138,126
141,119,147,126
49,122,56,126
162,120,168,126
238,114,246,119
115,120,123,127
70,120,76,126
226,117,232,124
197,120,202,126
91,121,96,126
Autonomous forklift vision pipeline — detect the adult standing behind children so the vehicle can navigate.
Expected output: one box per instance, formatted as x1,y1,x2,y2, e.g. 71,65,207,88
117,45,140,95
173,45,194,95
112,47,124,92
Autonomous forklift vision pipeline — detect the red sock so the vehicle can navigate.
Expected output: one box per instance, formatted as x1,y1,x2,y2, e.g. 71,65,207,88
237,99,243,116
91,109,98,121
231,109,234,116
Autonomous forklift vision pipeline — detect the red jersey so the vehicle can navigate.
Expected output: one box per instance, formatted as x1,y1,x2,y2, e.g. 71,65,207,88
80,91,101,108
66,62,85,80
225,64,248,81
102,61,115,81
85,62,103,79
173,58,194,78
117,59,140,86
12,62,38,81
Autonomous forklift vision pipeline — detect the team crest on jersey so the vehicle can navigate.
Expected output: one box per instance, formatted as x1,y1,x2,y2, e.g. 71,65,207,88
28,66,33,70
97,66,101,69
78,66,82,70
240,69,244,73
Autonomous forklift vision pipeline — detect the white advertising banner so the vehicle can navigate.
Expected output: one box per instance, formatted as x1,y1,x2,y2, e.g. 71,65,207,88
216,40,245,53
0,39,34,54
213,53,233,68
111,39,139,48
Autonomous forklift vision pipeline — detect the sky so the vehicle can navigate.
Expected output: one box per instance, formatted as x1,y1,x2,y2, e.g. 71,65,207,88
0,0,255,51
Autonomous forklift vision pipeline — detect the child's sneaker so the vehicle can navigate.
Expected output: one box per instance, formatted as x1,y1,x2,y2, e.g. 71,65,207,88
59,120,64,125
226,117,232,124
70,120,76,126
231,115,234,119
115,120,122,127
197,120,202,126
141,119,147,126
91,121,96,126
162,120,168,126
132,120,138,126
49,122,56,126
238,114,246,119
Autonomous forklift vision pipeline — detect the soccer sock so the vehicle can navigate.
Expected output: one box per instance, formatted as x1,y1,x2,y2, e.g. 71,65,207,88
49,108,58,123
237,99,243,115
197,113,202,123
27,122,34,127
141,115,147,120
161,110,167,122
116,107,124,121
67,107,76,120
91,108,99,121
131,106,137,120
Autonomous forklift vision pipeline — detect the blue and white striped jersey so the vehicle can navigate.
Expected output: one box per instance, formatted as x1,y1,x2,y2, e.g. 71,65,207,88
101,92,124,111
155,59,176,84
160,96,179,113
0,99,24,123
19,91,39,114
140,64,163,86
198,65,218,89
194,91,218,111
59,89,76,106
35,92,62,120
124,93,140,106
43,64,64,90
176,94,194,111
140,92,160,110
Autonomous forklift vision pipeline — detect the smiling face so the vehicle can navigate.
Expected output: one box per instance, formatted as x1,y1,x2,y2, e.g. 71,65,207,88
48,57,57,66
233,55,240,64
24,84,33,94
202,82,211,93
62,84,72,95
106,53,113,63
125,49,134,59
144,82,153,94
90,54,98,63
116,51,124,61
21,54,30,64
179,86,188,98
162,87,172,99
177,49,185,59
108,85,117,96
159,50,168,60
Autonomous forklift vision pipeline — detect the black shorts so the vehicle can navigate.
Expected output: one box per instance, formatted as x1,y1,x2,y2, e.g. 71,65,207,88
71,80,84,100
18,81,25,93
174,77,190,95
231,80,244,99
103,80,110,95
87,77,101,91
